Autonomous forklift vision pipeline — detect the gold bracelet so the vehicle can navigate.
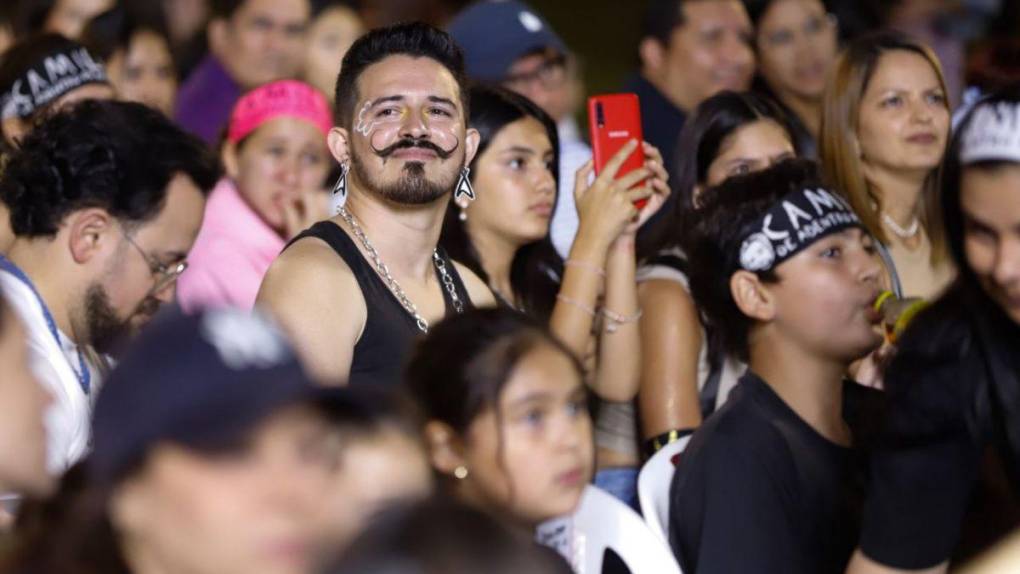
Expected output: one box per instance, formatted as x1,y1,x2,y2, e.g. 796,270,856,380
556,294,599,317
564,259,606,278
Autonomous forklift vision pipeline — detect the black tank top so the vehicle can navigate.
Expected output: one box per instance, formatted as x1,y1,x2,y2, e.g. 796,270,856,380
286,221,474,387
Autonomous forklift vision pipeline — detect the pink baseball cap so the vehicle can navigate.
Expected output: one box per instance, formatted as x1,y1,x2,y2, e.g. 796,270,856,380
227,80,333,144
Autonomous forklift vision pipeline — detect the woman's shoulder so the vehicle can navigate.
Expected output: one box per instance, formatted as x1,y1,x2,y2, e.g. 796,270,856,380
637,247,690,286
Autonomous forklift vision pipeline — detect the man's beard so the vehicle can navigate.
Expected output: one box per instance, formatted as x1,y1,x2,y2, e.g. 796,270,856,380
351,138,461,205
83,284,160,355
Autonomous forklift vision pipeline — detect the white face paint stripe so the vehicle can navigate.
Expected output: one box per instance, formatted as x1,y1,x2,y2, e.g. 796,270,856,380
354,101,377,137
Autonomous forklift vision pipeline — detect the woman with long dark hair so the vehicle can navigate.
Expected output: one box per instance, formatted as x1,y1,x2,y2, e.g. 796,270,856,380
635,91,797,451
441,85,669,506
849,87,1020,573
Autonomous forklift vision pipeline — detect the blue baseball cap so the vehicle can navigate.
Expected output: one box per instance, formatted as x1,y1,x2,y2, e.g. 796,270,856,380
89,308,355,485
447,0,567,83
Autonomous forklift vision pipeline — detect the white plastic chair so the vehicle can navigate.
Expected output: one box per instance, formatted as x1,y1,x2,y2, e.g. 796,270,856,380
637,435,691,544
537,485,683,574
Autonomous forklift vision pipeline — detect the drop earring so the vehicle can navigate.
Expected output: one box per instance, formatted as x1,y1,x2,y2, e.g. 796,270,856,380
330,161,349,214
454,166,475,201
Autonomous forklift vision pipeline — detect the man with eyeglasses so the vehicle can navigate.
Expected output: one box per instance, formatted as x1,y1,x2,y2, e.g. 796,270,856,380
175,0,311,145
447,0,591,259
627,0,755,175
0,99,219,472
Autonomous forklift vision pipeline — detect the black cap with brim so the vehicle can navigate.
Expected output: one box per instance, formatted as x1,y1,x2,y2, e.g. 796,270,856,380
89,308,357,485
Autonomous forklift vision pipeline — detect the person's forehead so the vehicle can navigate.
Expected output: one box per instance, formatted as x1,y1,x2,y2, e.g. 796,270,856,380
132,173,206,249
51,83,115,111
356,55,462,105
508,47,564,72
866,50,939,90
961,164,1020,221
680,0,750,27
493,117,553,150
238,0,310,21
501,345,579,403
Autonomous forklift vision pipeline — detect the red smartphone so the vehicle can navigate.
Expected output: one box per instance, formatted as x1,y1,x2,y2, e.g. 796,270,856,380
587,93,647,209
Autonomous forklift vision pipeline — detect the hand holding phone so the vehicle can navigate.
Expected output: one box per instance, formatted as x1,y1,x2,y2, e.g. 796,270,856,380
588,93,647,209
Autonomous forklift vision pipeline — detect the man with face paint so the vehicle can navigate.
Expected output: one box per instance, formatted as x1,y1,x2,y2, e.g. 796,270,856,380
0,100,219,473
257,23,495,387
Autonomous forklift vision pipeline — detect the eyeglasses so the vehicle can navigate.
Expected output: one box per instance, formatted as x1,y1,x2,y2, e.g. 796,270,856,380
760,13,838,51
121,231,188,293
503,54,568,91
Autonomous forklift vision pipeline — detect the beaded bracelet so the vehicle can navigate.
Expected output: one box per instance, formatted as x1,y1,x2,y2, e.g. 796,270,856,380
602,307,643,333
556,294,599,317
564,259,606,278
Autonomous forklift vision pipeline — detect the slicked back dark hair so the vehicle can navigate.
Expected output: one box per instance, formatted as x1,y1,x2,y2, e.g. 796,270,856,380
0,99,220,238
333,22,469,128
686,158,824,360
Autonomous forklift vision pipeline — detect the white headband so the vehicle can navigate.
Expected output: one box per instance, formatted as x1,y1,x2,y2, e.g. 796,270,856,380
959,101,1020,164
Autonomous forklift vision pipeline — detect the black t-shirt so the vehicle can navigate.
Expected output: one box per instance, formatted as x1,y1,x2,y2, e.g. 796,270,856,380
668,372,874,574
859,288,1020,569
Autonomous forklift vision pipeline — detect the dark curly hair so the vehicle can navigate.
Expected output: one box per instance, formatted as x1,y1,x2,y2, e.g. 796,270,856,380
0,99,220,238
685,158,826,361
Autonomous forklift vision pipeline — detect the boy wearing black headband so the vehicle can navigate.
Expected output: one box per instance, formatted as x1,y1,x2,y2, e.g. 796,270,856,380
668,159,884,573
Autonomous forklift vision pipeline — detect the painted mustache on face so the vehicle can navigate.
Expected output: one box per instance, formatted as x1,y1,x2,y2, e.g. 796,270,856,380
372,136,457,160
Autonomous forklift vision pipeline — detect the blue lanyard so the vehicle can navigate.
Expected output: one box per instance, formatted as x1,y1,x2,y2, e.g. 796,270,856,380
0,256,91,395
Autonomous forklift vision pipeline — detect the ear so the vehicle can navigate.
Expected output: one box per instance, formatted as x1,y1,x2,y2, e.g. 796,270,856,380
423,420,467,478
730,269,776,322
66,208,117,265
639,37,666,75
221,140,241,180
463,127,481,166
327,127,351,166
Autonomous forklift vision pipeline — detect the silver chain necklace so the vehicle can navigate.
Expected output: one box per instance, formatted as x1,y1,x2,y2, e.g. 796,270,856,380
337,206,464,334
881,212,920,239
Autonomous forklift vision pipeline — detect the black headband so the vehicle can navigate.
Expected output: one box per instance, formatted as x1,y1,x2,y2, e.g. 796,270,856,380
1,45,108,120
737,186,863,273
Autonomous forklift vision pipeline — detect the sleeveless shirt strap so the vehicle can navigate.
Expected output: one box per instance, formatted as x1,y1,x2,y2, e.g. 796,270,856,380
646,252,689,276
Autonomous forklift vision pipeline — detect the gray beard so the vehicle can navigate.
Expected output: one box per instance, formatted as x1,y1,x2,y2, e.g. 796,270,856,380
350,153,459,206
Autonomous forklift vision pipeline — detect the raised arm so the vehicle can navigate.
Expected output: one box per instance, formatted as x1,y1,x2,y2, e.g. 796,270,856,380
637,278,704,438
